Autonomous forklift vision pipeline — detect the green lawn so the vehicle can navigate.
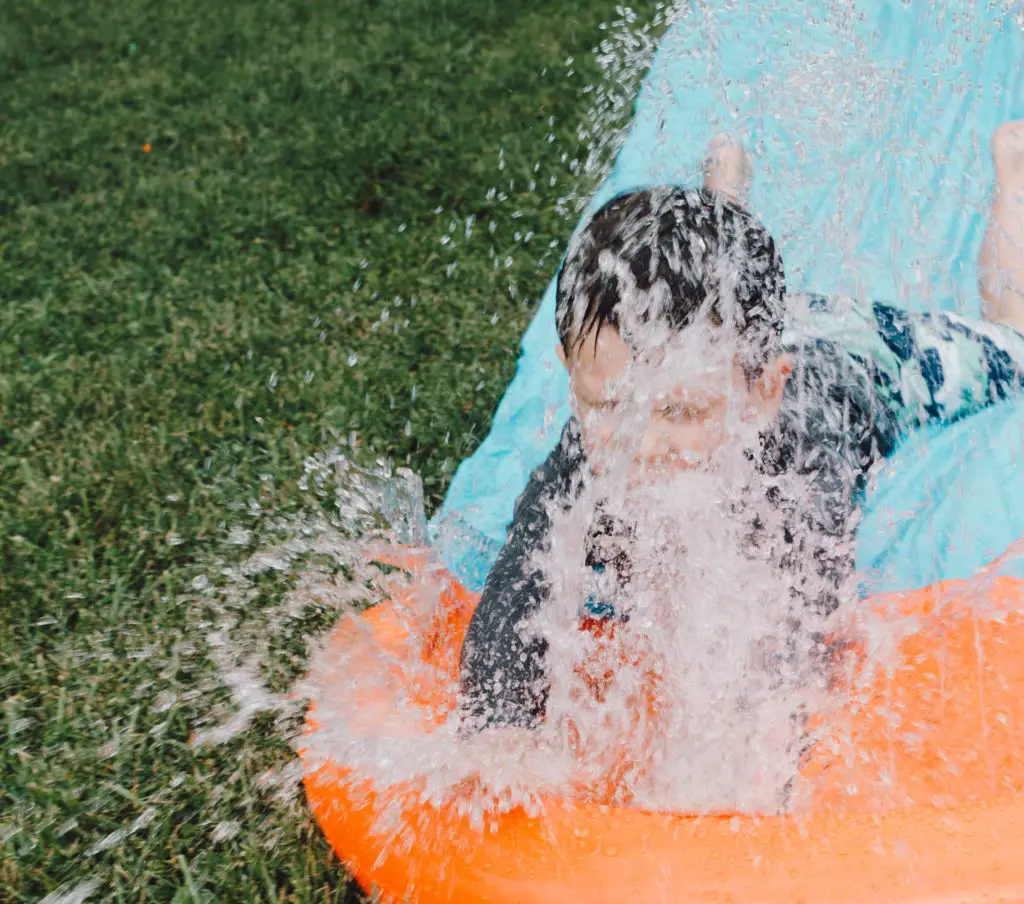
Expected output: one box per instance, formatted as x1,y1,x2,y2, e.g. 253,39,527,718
0,0,660,899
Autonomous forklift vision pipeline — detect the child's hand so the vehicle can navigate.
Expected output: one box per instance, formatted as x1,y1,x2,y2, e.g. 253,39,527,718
451,726,566,803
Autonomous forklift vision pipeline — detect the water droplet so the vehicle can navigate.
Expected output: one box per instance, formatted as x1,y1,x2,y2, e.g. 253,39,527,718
227,527,252,546
97,738,119,760
211,820,241,843
55,818,78,838
40,877,101,904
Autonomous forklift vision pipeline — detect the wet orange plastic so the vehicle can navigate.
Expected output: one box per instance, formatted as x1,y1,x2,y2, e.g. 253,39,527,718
302,567,1024,903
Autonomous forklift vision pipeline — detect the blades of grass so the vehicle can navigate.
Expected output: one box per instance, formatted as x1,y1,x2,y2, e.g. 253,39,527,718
177,854,203,904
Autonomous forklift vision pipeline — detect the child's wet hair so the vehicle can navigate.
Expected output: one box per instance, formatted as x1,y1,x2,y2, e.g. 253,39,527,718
555,187,786,376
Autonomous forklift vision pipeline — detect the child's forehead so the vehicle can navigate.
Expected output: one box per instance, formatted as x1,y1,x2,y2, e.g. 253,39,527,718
572,325,633,374
572,324,738,395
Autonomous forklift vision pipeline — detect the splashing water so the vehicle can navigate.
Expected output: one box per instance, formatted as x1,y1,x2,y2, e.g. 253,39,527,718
39,878,103,904
173,0,1024,879
188,450,429,750
14,3,1024,901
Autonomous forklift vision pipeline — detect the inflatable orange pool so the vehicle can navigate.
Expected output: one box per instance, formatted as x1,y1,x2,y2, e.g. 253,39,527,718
301,562,1024,903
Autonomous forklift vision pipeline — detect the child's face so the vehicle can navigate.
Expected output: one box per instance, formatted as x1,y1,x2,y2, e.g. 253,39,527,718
557,325,792,479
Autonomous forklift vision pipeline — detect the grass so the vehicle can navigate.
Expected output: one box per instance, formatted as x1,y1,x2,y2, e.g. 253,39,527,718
0,0,661,899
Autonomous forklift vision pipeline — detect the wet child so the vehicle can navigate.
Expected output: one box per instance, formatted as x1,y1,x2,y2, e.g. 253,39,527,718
459,125,1024,736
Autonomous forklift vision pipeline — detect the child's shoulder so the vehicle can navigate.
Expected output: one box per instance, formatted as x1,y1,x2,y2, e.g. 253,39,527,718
771,298,899,490
512,418,587,524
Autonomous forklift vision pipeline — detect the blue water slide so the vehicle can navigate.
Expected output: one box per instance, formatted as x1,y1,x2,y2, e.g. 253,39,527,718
431,1,1024,592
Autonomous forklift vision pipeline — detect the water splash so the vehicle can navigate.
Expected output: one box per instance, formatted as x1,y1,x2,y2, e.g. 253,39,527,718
142,0,1024,886
39,878,102,904
187,449,431,750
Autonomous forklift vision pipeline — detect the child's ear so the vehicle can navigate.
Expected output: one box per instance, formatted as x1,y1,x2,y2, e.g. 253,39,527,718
756,354,794,407
556,342,569,371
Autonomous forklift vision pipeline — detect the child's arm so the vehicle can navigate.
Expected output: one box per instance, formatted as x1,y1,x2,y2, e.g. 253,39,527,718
458,424,584,733
458,516,552,733
861,298,1024,439
763,337,886,626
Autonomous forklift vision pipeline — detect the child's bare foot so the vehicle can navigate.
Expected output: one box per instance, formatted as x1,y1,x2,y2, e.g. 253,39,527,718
980,121,1024,334
993,121,1024,185
703,134,752,207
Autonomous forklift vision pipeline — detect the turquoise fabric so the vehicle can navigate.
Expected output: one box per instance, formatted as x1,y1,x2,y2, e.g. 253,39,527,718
431,1,1024,592
856,396,1024,593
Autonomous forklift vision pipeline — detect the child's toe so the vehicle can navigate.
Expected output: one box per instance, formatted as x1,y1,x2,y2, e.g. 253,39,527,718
993,121,1024,179
703,134,752,204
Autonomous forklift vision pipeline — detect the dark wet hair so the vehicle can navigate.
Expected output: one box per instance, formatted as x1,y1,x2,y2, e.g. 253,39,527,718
555,187,786,375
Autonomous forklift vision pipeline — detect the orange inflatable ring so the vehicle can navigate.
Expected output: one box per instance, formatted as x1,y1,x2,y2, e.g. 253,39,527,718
301,559,1024,903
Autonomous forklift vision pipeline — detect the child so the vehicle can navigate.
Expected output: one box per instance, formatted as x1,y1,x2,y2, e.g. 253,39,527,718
458,124,1024,735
